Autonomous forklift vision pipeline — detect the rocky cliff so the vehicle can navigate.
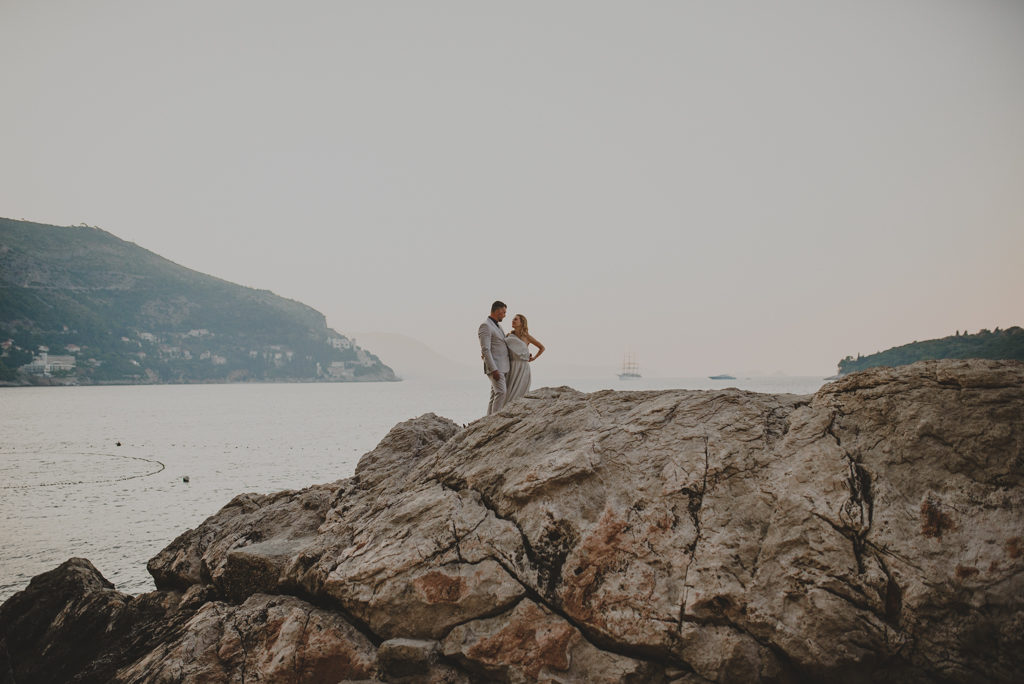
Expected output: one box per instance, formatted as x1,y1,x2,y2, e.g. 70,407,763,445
2,359,1022,683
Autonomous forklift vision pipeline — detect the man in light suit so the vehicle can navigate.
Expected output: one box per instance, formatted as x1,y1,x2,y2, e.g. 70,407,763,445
479,300,511,415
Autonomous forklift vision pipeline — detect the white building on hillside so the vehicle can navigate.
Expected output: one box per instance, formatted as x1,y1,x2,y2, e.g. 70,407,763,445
21,350,77,375
326,361,354,380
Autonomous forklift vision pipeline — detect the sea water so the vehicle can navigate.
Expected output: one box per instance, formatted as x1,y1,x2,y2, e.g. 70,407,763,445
0,374,825,601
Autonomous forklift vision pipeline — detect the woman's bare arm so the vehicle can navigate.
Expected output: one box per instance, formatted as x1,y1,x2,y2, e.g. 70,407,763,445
527,334,545,361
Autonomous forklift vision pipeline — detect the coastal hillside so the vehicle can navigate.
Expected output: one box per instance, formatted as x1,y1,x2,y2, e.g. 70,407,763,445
2,360,1021,682
0,218,396,384
837,326,1024,375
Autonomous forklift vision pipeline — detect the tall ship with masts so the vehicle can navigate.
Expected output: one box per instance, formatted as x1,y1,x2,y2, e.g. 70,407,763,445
618,352,641,379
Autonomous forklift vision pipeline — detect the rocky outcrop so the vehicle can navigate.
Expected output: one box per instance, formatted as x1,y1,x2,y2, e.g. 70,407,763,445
2,359,1022,683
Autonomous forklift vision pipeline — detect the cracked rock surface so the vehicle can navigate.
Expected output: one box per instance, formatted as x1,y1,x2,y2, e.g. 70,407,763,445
1,359,1022,683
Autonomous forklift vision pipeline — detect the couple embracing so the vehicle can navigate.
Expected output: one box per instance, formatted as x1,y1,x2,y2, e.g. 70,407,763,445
478,300,545,415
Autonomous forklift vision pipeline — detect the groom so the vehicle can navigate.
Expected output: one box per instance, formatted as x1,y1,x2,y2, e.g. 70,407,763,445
479,300,511,415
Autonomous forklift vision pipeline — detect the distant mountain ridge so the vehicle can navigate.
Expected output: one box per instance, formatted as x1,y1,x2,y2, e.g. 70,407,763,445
0,217,396,384
837,326,1024,375
351,331,478,381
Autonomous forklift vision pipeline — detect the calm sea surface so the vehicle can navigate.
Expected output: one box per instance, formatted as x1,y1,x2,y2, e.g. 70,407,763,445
1,374,825,601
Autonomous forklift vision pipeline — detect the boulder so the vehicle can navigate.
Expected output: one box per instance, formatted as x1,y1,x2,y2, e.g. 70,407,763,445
117,592,379,682
2,360,1022,683
0,558,206,683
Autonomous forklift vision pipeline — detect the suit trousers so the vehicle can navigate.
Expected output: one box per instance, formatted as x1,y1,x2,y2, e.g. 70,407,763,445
487,372,507,415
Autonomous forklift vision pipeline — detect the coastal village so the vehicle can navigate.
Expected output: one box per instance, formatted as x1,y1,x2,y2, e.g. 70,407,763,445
0,219,399,385
2,331,382,383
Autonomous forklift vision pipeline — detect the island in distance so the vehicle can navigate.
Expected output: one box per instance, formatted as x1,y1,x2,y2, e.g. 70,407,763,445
835,326,1024,375
0,218,397,385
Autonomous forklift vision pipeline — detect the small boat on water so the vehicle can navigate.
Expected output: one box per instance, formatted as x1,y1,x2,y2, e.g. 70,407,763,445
709,374,736,380
618,353,641,379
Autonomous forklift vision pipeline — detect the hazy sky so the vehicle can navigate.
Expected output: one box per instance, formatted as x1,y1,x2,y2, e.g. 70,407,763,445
2,1,1022,376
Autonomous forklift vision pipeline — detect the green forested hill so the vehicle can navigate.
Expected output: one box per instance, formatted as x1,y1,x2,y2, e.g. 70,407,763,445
837,327,1024,375
0,218,396,384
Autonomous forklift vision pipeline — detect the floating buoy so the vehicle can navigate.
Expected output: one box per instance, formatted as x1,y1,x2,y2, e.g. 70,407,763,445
182,475,190,483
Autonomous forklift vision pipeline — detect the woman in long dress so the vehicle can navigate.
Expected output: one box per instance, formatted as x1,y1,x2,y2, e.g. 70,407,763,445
505,313,545,404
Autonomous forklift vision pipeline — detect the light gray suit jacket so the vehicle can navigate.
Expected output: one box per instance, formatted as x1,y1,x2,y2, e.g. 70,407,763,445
479,317,510,375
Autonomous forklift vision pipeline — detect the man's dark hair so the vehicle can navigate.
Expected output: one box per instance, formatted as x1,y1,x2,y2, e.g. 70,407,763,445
491,300,507,313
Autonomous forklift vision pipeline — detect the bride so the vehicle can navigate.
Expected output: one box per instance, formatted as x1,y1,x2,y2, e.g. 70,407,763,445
505,313,545,404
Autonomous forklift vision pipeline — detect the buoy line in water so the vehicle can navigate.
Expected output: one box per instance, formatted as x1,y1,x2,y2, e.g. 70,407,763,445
0,451,166,489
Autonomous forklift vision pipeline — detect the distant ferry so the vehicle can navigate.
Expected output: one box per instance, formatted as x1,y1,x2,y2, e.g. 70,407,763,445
709,374,736,380
618,353,641,379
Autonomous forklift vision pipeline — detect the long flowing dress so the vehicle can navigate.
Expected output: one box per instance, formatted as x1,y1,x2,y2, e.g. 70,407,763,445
505,333,532,403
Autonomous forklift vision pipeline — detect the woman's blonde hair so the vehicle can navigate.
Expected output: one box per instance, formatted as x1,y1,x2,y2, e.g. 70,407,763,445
514,313,529,338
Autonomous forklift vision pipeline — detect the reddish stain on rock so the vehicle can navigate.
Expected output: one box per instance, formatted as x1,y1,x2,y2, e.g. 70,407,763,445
466,602,575,679
920,498,955,539
560,509,630,623
648,509,673,533
414,571,467,604
955,565,979,581
1005,537,1022,559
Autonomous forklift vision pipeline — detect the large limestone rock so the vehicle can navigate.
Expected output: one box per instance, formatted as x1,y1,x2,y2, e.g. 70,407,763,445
0,558,379,684
2,359,1022,683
